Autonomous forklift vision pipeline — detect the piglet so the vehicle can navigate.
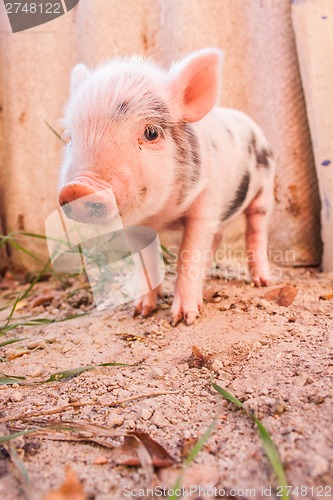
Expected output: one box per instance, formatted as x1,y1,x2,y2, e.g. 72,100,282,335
58,48,275,325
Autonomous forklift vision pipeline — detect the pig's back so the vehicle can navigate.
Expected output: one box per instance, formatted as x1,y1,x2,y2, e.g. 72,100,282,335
188,107,274,226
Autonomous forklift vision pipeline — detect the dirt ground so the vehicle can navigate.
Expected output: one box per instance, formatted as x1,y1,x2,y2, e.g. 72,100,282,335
0,263,332,500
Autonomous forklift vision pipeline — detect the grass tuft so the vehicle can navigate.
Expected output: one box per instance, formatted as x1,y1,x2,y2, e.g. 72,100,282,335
212,382,289,500
0,361,131,386
168,405,221,500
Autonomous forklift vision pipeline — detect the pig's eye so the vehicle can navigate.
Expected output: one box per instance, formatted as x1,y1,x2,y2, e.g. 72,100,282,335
143,125,162,142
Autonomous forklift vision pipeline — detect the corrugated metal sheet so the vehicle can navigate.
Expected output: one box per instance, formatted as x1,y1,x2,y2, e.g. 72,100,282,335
0,0,322,270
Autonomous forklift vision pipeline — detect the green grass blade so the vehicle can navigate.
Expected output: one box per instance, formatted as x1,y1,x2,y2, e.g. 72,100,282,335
212,382,289,500
0,373,27,385
0,361,130,386
212,384,244,410
20,259,52,301
0,429,37,443
6,295,21,324
184,416,217,466
44,120,65,142
19,232,47,240
8,441,30,489
57,313,88,323
0,232,14,248
168,406,220,500
1,313,87,337
253,416,288,494
0,377,27,386
0,295,21,334
7,240,43,262
42,366,95,382
41,362,131,383
0,338,27,347
0,373,26,380
161,245,177,259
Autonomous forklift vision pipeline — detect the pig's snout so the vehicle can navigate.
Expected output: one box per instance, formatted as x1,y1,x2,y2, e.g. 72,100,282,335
59,182,116,223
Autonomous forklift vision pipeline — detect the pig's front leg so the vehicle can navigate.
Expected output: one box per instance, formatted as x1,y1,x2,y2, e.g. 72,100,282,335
133,287,160,317
132,240,162,317
171,219,214,326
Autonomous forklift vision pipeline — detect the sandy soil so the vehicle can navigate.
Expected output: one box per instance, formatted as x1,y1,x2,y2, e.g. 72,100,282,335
0,265,332,500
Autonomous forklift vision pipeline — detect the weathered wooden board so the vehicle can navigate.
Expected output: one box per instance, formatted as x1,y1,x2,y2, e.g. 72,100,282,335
292,0,333,271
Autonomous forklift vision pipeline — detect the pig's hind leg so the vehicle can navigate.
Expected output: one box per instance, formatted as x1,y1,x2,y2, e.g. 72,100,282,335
245,187,273,287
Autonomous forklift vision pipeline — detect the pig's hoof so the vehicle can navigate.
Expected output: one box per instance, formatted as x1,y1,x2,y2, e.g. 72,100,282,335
249,265,271,287
184,310,199,326
252,275,271,287
132,303,157,318
133,289,159,318
170,309,200,326
141,304,157,317
170,311,183,327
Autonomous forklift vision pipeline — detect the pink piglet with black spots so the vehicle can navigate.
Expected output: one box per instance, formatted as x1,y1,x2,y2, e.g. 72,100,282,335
58,48,275,326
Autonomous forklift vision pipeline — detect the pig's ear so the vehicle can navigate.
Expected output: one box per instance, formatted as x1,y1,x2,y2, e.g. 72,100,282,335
70,64,90,93
168,48,223,123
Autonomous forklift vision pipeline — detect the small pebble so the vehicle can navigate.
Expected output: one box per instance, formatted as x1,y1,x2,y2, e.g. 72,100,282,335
151,366,164,380
181,396,192,409
151,410,169,428
125,419,136,429
10,390,23,402
28,365,45,378
211,359,223,371
94,456,108,465
141,408,154,420
259,299,271,308
115,373,125,386
108,414,125,427
310,455,329,478
149,325,159,334
27,340,47,350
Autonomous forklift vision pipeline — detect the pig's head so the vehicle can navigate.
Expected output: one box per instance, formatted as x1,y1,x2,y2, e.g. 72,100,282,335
58,48,222,225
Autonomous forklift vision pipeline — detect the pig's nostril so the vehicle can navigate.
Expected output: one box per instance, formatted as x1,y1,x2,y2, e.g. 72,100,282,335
84,202,108,217
60,201,72,217
59,198,68,207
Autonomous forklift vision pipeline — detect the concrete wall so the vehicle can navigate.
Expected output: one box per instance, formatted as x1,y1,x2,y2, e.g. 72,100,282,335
0,0,322,270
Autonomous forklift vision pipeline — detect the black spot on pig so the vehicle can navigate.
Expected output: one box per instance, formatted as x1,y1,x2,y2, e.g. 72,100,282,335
115,92,171,128
171,123,201,204
248,132,273,169
186,125,201,181
256,147,273,168
221,171,251,221
140,92,171,128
